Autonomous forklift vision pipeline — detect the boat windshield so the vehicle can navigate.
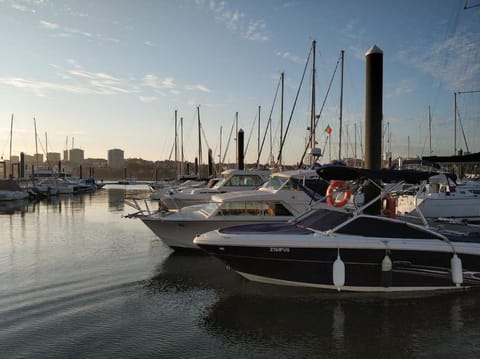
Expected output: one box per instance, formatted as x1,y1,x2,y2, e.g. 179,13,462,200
215,201,293,216
199,202,220,217
262,176,289,190
294,207,352,231
216,175,264,188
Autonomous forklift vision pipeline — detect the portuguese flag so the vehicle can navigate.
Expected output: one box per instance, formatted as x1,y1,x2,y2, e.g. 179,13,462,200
325,124,332,135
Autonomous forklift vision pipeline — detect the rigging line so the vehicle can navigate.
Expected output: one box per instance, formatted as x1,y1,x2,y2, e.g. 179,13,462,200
277,45,313,164
298,52,341,168
456,106,471,153
257,75,281,167
244,110,257,158
221,114,236,165
464,0,480,9
200,122,211,153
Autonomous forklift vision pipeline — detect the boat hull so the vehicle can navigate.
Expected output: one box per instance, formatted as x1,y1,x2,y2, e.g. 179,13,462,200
196,242,480,292
141,217,288,250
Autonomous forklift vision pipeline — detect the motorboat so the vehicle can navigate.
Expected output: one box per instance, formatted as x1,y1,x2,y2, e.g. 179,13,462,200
0,179,29,201
194,176,480,292
396,174,480,221
158,169,271,210
150,179,212,200
129,170,325,250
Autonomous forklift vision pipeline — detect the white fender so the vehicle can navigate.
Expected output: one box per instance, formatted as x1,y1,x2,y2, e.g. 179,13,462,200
333,253,345,291
451,253,463,287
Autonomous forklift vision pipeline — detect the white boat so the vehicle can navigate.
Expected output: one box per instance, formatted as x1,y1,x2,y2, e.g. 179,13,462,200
118,177,138,185
194,178,480,292
397,174,480,221
158,169,271,210
132,170,324,250
0,179,29,201
150,179,210,200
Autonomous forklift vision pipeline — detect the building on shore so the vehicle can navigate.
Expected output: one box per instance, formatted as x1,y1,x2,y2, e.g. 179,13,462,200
108,149,124,169
69,148,84,165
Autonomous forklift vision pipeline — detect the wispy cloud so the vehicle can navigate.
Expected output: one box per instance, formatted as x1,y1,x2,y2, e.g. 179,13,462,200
276,51,305,64
39,19,120,43
11,2,36,12
40,20,59,30
144,40,156,47
397,30,480,91
386,79,416,99
142,74,176,90
184,84,212,93
0,61,134,96
196,0,270,42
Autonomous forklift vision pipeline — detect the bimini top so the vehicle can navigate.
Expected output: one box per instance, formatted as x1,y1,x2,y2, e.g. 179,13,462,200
316,165,453,184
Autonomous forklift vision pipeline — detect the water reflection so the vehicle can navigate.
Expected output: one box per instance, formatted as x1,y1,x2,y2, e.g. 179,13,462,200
0,199,29,214
201,289,480,357
143,252,242,293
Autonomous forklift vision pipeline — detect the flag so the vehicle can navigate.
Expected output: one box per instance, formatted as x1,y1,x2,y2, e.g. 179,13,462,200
325,124,333,135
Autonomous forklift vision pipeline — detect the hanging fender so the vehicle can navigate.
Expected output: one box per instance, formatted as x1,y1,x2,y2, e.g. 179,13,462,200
381,195,397,218
326,180,351,207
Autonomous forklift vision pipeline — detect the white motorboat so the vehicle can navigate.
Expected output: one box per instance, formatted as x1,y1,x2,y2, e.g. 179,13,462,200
194,178,480,292
132,170,325,250
158,169,271,210
397,174,480,221
150,179,211,200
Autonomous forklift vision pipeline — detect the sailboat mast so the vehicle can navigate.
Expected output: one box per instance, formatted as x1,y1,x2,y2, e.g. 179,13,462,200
180,116,184,177
338,50,344,161
219,126,222,172
428,105,432,155
9,114,13,164
454,92,457,155
34,117,39,167
197,106,202,176
310,40,317,165
257,105,261,166
234,111,238,168
280,72,284,167
174,110,178,176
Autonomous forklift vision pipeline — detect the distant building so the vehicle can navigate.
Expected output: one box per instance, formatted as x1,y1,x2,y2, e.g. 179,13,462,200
69,148,84,165
108,148,124,169
63,150,69,161
84,158,108,168
46,152,61,165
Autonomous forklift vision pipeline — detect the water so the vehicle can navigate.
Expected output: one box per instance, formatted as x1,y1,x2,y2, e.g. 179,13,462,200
1,187,480,358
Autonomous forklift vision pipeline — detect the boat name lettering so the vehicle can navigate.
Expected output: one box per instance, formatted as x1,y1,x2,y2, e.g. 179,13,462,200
269,247,290,253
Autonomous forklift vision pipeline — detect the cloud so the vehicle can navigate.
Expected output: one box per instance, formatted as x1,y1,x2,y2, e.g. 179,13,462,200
40,20,60,30
142,74,176,89
184,84,212,93
396,30,480,91
276,51,305,64
386,79,416,99
11,3,36,12
144,40,156,47
39,20,120,43
0,62,134,96
196,0,270,42
139,95,158,103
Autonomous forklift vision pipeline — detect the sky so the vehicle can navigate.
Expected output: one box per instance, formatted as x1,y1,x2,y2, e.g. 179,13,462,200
0,0,479,166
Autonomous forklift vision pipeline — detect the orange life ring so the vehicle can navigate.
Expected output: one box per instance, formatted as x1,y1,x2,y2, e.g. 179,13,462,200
326,180,351,207
382,195,396,218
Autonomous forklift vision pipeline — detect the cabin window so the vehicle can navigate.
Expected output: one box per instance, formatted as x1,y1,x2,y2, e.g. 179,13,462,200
216,201,293,216
224,175,263,187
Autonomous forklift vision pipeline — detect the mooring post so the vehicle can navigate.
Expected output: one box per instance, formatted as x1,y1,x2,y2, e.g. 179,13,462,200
364,45,383,215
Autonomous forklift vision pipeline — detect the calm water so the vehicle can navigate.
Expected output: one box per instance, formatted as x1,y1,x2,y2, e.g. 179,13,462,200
1,187,480,358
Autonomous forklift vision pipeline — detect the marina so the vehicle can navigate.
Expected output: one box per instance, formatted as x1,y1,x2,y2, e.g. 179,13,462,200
1,186,480,357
